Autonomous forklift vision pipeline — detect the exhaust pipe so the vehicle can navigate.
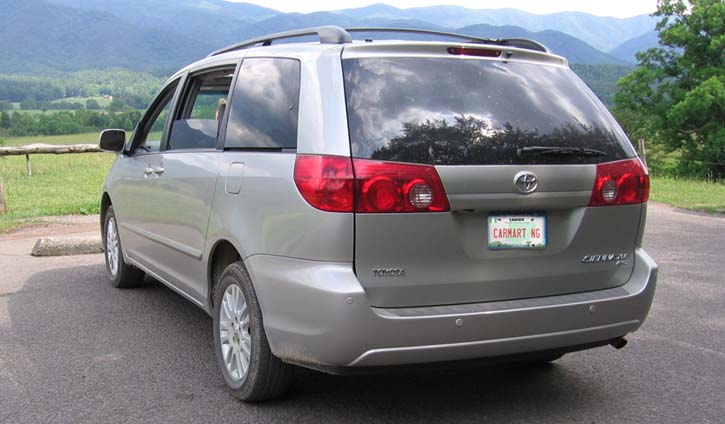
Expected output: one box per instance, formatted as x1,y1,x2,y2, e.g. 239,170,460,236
610,337,628,350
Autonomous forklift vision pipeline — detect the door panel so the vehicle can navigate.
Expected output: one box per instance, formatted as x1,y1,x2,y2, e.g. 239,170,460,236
342,55,643,308
112,153,164,265
110,77,181,277
136,66,236,300
145,151,221,299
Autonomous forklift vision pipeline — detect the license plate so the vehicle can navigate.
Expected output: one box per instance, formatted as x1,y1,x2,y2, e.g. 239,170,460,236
488,213,547,250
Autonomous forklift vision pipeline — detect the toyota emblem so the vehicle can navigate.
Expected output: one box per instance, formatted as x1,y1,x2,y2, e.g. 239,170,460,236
514,171,538,194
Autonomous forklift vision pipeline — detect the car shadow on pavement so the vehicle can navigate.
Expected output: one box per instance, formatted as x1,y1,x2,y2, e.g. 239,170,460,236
3,262,606,423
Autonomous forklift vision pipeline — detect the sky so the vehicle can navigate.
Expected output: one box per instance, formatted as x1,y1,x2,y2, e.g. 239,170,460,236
228,0,659,18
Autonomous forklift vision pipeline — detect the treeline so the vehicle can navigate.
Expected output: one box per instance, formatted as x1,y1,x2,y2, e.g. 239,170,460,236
0,110,142,137
571,64,634,107
0,69,164,108
613,0,723,180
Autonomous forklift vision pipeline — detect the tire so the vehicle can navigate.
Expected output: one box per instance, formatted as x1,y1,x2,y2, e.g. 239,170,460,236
102,206,144,288
213,261,293,402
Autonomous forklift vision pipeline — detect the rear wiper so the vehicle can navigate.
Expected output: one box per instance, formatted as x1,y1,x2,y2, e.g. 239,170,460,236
517,146,606,158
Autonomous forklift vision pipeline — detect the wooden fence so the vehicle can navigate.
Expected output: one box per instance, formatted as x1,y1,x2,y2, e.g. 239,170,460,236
0,143,102,214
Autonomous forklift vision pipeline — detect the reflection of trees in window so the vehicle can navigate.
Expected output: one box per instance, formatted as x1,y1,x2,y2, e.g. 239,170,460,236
371,115,626,165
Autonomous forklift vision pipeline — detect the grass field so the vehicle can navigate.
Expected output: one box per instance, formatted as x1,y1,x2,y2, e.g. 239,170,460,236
0,133,723,233
3,132,100,146
8,97,112,114
54,96,112,107
649,176,725,214
0,133,113,232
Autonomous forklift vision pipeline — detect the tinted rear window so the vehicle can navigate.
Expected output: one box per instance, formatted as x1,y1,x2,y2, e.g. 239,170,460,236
342,58,635,165
225,58,300,149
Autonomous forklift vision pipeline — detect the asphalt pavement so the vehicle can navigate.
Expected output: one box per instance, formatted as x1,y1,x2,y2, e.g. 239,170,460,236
0,203,723,423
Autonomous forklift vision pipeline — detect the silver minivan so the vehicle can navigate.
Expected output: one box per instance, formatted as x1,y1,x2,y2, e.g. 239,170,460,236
99,27,658,401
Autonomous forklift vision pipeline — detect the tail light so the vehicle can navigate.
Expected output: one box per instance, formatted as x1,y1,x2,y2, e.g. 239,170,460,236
353,159,450,213
589,158,649,207
294,155,354,212
294,155,450,213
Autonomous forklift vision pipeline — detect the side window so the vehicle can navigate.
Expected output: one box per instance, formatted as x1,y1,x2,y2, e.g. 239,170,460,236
135,81,178,153
189,91,229,119
225,58,300,149
168,67,235,150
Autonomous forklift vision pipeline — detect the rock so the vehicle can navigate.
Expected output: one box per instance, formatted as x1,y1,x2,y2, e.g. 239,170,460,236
31,236,103,257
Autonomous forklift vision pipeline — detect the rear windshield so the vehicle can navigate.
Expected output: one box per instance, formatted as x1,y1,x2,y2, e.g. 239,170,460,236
342,58,635,165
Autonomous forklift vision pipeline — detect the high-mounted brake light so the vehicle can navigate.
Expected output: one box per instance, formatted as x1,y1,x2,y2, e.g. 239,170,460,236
588,158,649,207
447,47,501,58
294,155,450,213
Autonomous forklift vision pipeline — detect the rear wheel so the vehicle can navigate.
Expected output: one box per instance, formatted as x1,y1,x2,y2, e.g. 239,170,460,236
103,206,144,288
213,262,293,402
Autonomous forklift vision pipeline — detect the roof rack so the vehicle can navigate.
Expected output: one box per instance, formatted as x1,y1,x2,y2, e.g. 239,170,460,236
346,28,550,53
208,26,352,57
207,26,550,57
346,27,497,45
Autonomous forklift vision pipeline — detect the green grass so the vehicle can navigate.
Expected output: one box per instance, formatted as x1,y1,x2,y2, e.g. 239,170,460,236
8,96,111,112
0,133,113,232
54,96,111,107
3,132,100,146
650,176,725,214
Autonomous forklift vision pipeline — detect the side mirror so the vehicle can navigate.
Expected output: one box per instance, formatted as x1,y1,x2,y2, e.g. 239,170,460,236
99,129,126,153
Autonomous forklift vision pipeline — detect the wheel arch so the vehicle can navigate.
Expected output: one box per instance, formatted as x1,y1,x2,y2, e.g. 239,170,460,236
207,239,243,309
100,192,112,233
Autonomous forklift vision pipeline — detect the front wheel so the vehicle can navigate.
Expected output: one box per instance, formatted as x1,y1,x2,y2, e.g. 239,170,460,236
213,262,293,402
103,206,144,288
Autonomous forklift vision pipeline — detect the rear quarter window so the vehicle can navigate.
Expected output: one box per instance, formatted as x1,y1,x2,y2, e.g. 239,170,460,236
342,57,635,165
225,58,301,149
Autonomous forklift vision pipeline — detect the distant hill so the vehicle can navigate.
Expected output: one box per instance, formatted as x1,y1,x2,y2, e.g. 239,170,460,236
609,31,660,63
1,0,649,74
0,0,212,74
46,0,279,48
336,4,657,51
459,24,626,65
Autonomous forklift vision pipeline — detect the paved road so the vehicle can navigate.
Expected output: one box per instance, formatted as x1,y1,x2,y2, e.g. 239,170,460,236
1,203,723,423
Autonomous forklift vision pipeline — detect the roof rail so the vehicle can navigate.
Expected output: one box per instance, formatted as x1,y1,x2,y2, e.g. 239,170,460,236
207,26,551,57
208,25,352,57
346,27,550,53
346,27,497,45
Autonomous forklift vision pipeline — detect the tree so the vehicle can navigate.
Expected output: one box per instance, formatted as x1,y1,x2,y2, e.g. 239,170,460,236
86,99,101,110
614,0,724,179
107,98,131,112
0,111,10,129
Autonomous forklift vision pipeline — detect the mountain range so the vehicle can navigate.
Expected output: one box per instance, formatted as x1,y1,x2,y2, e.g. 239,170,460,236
0,0,661,75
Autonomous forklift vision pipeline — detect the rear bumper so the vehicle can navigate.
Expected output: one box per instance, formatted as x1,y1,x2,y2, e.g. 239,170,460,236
248,248,657,369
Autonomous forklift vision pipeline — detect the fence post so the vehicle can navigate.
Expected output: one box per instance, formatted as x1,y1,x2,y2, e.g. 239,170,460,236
25,154,32,176
638,139,648,168
0,178,6,215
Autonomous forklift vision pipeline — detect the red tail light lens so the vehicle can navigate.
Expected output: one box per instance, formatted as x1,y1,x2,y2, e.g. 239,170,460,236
447,47,501,58
294,155,354,212
294,155,451,213
353,159,450,213
589,158,649,207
